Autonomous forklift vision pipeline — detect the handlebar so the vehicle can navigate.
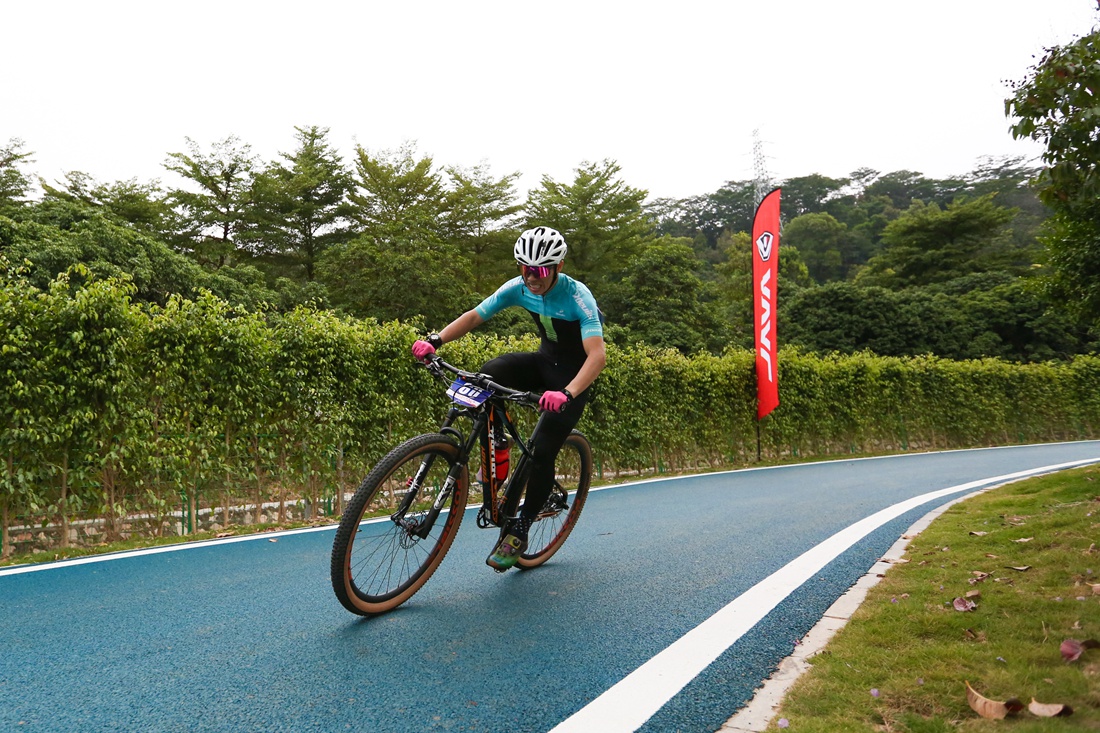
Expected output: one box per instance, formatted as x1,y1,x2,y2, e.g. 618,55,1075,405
421,355,542,408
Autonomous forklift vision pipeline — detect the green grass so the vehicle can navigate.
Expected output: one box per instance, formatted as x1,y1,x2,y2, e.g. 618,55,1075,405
767,464,1100,731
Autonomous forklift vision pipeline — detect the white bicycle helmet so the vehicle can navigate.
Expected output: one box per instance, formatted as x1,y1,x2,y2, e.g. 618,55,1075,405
514,227,568,267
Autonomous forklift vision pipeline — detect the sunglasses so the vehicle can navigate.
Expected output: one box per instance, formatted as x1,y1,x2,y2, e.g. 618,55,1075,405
520,264,555,278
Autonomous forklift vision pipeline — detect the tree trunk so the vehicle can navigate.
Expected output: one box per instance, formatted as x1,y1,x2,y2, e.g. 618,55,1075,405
59,453,70,549
102,459,119,542
277,445,287,524
252,433,264,525
223,428,231,527
308,443,318,521
3,452,13,558
335,443,345,516
189,488,197,535
1,499,10,560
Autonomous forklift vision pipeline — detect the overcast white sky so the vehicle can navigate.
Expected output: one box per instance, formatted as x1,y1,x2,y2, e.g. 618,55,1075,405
3,1,1097,202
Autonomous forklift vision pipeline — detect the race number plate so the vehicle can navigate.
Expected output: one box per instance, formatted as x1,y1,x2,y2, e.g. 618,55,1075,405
447,378,492,407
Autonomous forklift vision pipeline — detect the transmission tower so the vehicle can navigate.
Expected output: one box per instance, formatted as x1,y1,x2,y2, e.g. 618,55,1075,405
752,129,773,206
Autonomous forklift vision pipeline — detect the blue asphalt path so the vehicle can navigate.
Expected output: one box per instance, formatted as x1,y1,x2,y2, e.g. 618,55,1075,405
2,441,1099,733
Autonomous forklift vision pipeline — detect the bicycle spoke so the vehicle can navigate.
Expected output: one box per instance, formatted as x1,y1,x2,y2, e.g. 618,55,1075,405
330,435,468,616
518,432,592,568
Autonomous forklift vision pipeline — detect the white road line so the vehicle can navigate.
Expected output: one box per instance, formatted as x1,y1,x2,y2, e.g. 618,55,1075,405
549,457,1100,733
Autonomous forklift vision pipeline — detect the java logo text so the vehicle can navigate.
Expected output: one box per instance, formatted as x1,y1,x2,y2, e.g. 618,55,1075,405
756,231,775,382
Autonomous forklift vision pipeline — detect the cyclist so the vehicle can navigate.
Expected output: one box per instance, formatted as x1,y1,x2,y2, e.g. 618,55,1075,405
411,226,606,571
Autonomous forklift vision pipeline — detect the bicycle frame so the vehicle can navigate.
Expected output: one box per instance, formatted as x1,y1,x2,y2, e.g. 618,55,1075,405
395,357,549,538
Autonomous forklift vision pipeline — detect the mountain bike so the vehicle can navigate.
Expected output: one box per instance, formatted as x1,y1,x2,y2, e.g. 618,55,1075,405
330,354,593,617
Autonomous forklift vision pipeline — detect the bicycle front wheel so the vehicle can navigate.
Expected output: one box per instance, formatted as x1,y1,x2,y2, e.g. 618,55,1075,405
330,433,468,616
517,430,592,569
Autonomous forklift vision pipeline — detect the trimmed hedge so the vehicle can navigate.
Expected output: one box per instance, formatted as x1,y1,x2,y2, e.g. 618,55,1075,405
2,268,1098,555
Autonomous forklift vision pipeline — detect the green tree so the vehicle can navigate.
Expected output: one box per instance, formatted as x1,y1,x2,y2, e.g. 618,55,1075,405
0,138,35,218
954,276,1096,361
1007,24,1100,326
856,195,1019,288
319,144,470,323
600,236,728,354
26,268,142,547
347,142,445,243
861,170,962,210
3,209,276,308
40,171,174,238
783,212,850,283
164,135,258,268
0,257,48,556
960,156,1047,256
781,276,1094,362
524,159,654,284
780,174,848,218
699,180,757,246
781,281,967,358
247,125,354,281
713,229,814,351
442,163,522,295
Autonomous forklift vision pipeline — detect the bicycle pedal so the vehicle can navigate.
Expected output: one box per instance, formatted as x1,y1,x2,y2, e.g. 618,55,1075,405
475,506,493,529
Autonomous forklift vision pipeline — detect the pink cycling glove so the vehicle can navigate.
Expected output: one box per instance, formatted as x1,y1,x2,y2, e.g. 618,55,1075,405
411,340,436,362
539,390,571,413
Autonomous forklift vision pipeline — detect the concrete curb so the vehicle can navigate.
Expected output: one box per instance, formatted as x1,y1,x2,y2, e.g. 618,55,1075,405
717,488,988,732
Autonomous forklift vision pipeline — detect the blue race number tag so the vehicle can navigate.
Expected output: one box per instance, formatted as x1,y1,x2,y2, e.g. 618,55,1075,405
447,378,492,407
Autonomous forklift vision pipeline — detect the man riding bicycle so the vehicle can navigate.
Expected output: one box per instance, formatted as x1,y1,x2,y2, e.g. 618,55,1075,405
412,226,606,571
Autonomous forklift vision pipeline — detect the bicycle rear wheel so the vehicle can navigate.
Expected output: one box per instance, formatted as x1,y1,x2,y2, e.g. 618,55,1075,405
330,433,468,616
517,430,592,569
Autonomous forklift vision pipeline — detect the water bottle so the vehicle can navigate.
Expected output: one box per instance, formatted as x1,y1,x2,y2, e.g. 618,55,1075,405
493,434,510,481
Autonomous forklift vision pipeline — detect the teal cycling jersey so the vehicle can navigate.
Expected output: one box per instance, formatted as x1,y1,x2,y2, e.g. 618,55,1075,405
475,274,603,363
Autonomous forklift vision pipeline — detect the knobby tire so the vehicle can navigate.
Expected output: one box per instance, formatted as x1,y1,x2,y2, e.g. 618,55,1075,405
517,430,592,569
330,433,468,616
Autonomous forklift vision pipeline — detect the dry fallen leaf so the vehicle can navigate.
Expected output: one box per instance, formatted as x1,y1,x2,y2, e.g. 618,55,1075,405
1061,638,1100,662
954,597,977,612
1029,698,1073,717
971,571,991,581
1007,565,1032,572
965,590,981,599
969,531,988,536
965,681,1023,720
1012,537,1033,543
985,553,999,559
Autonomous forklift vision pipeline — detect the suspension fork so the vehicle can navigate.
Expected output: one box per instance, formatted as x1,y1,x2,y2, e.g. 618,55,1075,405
395,407,484,539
